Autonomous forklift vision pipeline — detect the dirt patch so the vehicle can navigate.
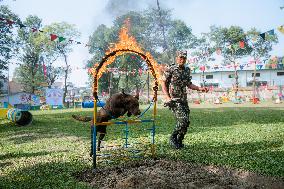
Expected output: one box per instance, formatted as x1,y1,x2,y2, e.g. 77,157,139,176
76,159,284,189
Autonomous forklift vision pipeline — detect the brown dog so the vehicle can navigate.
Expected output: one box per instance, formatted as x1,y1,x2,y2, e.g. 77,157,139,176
72,91,141,153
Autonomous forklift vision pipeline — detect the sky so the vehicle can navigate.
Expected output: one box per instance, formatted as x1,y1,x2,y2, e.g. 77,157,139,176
1,0,284,87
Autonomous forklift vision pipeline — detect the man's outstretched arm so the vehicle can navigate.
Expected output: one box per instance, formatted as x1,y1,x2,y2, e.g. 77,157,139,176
188,83,209,93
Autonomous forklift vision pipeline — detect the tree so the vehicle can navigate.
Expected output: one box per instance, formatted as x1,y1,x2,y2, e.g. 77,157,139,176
15,15,45,93
246,28,278,99
209,25,252,99
0,6,20,94
37,22,80,96
87,8,197,95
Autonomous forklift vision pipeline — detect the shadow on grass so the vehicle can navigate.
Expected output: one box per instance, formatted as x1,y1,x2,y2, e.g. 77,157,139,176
0,161,91,189
158,139,284,177
0,150,69,161
156,107,284,135
1,107,283,146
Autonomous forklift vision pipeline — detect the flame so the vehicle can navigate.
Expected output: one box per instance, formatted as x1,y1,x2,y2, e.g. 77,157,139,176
91,26,161,97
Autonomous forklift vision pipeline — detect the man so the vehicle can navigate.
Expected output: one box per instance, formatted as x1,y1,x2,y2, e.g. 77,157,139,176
161,50,209,149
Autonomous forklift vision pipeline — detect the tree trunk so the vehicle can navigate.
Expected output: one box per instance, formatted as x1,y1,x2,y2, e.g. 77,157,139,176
62,53,69,107
233,61,239,99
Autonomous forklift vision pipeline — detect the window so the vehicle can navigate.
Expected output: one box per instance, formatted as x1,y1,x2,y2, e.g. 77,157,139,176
206,75,213,79
228,74,235,78
252,73,260,77
277,72,284,76
247,81,267,87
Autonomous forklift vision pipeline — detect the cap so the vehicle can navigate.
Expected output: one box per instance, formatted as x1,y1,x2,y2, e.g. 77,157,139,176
176,50,187,58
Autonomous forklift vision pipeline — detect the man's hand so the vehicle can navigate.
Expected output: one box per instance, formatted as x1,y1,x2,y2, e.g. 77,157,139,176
199,87,209,93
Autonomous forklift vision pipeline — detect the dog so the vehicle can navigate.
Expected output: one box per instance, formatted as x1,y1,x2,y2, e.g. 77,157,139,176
72,91,141,153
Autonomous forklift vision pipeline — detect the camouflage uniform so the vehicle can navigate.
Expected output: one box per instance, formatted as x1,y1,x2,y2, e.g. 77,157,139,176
162,63,192,148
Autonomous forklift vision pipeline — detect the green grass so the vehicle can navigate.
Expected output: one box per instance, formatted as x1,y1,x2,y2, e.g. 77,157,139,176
0,105,284,188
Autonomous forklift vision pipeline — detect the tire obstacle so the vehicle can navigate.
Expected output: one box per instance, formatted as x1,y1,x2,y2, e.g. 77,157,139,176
0,108,33,126
89,25,161,170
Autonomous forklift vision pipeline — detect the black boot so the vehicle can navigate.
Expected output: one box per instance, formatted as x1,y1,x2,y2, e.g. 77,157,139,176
169,132,181,149
177,134,185,148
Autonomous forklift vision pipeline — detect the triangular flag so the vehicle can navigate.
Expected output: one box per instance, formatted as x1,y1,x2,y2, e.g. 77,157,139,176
50,34,58,41
200,65,205,71
58,36,66,42
32,28,37,32
68,39,73,43
76,41,81,44
39,30,44,33
277,26,284,34
239,41,245,48
259,33,266,40
19,23,26,28
267,29,274,36
240,65,244,70
6,19,14,26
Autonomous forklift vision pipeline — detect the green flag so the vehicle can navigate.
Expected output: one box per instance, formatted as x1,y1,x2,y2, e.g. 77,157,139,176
59,36,66,42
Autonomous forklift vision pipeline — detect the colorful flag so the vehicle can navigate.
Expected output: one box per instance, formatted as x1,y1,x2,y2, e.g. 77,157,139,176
277,25,284,34
58,36,66,42
267,29,274,36
50,34,58,41
259,33,266,40
239,41,245,48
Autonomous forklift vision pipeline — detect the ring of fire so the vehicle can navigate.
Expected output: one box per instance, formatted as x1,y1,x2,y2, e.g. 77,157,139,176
90,26,161,102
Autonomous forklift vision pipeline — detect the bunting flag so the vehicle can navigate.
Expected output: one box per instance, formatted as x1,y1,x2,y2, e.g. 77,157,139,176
277,25,284,34
58,36,66,42
6,19,14,26
259,32,266,40
200,65,206,71
239,41,245,48
259,29,275,40
31,28,37,32
50,34,58,41
267,29,274,35
0,17,89,47
240,65,244,70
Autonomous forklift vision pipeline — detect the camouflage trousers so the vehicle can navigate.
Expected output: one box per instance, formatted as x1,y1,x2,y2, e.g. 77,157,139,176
170,101,190,140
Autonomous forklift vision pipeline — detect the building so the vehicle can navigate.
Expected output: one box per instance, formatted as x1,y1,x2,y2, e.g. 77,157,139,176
191,69,284,88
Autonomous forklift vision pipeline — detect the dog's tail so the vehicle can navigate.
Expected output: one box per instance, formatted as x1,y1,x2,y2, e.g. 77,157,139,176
72,114,92,122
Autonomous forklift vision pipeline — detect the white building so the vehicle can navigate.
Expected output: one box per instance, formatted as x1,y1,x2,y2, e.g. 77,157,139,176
191,69,284,88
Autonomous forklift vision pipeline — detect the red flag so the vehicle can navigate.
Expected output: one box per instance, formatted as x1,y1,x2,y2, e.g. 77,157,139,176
50,34,58,41
6,19,14,26
239,41,245,48
200,66,205,71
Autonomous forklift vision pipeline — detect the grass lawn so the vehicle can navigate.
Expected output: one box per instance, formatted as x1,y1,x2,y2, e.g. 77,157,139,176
0,104,284,188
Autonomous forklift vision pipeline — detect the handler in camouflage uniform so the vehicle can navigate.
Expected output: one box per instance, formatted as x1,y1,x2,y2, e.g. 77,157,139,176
161,51,209,149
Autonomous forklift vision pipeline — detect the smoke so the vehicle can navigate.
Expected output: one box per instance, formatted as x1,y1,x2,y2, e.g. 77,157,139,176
104,0,159,17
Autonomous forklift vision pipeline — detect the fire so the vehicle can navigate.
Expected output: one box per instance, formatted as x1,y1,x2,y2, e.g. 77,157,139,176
91,25,161,98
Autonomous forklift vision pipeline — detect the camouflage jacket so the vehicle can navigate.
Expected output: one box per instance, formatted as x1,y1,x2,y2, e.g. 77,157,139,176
162,64,192,101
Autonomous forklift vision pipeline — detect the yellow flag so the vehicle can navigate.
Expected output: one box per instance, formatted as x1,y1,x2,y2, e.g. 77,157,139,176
277,25,284,34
